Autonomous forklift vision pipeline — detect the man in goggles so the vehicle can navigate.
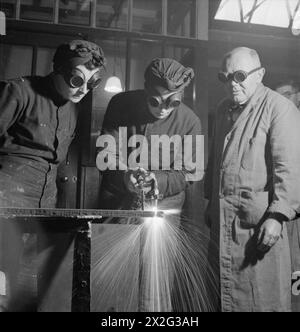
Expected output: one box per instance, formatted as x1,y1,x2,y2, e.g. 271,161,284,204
217,49,265,107
205,46,300,312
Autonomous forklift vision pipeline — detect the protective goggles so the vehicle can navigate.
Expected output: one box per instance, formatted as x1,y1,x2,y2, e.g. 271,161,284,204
147,91,182,109
64,68,102,90
218,67,262,84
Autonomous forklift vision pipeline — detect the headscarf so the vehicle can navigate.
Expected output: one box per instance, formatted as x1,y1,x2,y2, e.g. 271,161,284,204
53,39,106,72
144,58,194,93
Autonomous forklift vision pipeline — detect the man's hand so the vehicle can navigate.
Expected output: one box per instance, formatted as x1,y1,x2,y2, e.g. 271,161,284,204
257,218,283,252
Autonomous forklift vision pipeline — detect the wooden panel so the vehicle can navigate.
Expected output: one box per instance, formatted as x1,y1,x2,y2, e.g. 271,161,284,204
80,166,102,209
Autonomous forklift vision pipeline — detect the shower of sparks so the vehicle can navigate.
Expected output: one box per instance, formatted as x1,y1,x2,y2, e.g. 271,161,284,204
91,223,142,311
91,211,220,312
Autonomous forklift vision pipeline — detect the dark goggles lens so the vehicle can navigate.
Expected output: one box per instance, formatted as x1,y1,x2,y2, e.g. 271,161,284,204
218,67,262,84
147,95,181,109
68,70,102,90
69,74,85,88
148,96,160,108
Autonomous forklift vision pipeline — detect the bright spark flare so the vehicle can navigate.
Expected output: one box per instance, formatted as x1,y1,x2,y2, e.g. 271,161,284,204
91,212,219,312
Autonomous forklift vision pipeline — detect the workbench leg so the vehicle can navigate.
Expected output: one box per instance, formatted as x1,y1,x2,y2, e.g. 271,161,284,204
71,222,91,312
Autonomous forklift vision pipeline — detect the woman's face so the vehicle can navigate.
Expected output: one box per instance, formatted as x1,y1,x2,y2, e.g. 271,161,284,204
147,86,182,119
54,64,100,103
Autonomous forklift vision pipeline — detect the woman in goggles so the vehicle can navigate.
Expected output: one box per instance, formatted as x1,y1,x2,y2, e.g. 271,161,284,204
55,65,103,103
147,93,181,109
218,67,263,84
52,40,105,103
146,88,182,119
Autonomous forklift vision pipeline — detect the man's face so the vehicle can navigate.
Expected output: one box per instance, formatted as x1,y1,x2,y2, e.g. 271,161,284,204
147,86,182,119
222,52,264,105
276,84,299,107
55,64,100,103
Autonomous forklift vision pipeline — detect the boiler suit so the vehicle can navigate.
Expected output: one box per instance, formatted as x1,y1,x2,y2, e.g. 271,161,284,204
205,84,300,312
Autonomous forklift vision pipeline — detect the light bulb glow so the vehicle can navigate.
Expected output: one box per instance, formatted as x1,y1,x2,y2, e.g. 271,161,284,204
104,76,123,93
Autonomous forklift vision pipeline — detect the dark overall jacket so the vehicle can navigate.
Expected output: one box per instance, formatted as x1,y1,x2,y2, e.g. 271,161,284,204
98,89,202,217
0,75,78,208
0,75,78,301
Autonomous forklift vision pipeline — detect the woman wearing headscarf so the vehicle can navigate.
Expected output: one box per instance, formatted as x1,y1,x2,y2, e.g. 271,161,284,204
0,40,106,311
97,58,202,311
98,58,201,213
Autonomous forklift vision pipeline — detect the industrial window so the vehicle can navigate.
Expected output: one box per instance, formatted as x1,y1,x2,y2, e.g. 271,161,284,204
167,0,196,38
59,0,91,26
1,0,204,39
20,0,54,22
132,0,162,34
96,0,128,30
214,0,300,30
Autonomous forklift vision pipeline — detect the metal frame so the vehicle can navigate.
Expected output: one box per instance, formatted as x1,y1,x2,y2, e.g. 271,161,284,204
162,0,168,36
210,0,300,38
54,0,59,24
15,0,21,20
5,0,203,40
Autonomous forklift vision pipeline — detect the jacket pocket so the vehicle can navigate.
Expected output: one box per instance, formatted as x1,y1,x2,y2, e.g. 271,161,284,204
241,134,266,170
238,191,269,228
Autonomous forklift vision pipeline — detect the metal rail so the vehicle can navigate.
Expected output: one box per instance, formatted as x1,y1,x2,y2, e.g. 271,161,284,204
0,207,164,220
